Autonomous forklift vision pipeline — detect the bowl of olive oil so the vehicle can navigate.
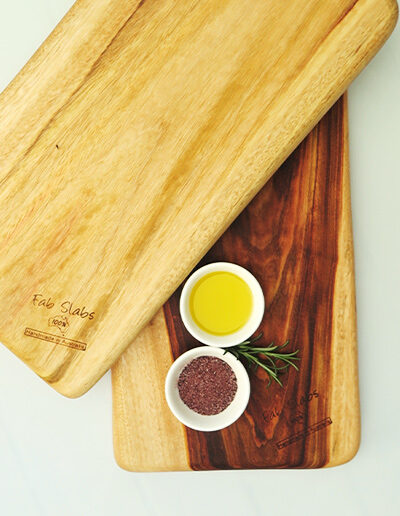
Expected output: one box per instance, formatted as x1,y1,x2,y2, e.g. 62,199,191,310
180,262,265,347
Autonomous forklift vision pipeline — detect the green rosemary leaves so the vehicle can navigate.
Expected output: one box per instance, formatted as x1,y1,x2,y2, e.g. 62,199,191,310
224,333,299,387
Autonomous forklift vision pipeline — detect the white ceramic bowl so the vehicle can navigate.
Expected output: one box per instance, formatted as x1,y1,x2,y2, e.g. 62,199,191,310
179,262,265,347
165,346,250,431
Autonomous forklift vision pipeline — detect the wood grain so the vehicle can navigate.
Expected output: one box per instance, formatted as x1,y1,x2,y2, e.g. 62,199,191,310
112,95,360,471
0,0,397,397
113,311,190,471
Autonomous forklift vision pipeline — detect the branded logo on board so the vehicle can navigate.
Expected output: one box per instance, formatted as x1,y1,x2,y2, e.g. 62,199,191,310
48,315,70,335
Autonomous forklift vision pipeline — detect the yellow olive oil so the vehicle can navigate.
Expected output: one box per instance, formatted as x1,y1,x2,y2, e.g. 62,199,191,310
189,271,253,335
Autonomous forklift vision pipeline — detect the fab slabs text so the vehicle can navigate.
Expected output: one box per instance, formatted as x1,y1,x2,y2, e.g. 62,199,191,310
32,294,95,320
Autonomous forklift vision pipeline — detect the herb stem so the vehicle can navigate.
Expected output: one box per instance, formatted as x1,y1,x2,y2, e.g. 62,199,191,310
223,333,299,388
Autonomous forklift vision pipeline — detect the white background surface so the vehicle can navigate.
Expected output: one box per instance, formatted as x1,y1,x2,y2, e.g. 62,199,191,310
0,2,399,515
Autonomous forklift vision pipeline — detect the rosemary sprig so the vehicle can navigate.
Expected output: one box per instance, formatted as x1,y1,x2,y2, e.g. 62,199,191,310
224,333,300,387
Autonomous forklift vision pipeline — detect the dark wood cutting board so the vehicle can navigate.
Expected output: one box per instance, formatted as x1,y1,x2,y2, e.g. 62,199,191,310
112,95,360,470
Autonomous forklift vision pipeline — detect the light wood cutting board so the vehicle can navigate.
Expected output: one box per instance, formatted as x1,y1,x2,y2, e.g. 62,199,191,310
0,1,397,397
112,95,360,471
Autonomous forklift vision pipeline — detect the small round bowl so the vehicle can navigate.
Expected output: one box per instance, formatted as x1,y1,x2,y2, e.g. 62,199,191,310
165,346,250,432
179,262,265,347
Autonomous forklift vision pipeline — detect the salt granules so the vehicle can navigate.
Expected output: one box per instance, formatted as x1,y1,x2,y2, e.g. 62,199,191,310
177,356,238,415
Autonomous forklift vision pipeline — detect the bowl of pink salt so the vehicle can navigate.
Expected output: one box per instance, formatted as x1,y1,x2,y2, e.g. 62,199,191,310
165,346,250,431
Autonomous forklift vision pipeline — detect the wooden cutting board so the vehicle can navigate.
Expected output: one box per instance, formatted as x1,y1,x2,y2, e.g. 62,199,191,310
112,95,360,471
0,1,397,397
